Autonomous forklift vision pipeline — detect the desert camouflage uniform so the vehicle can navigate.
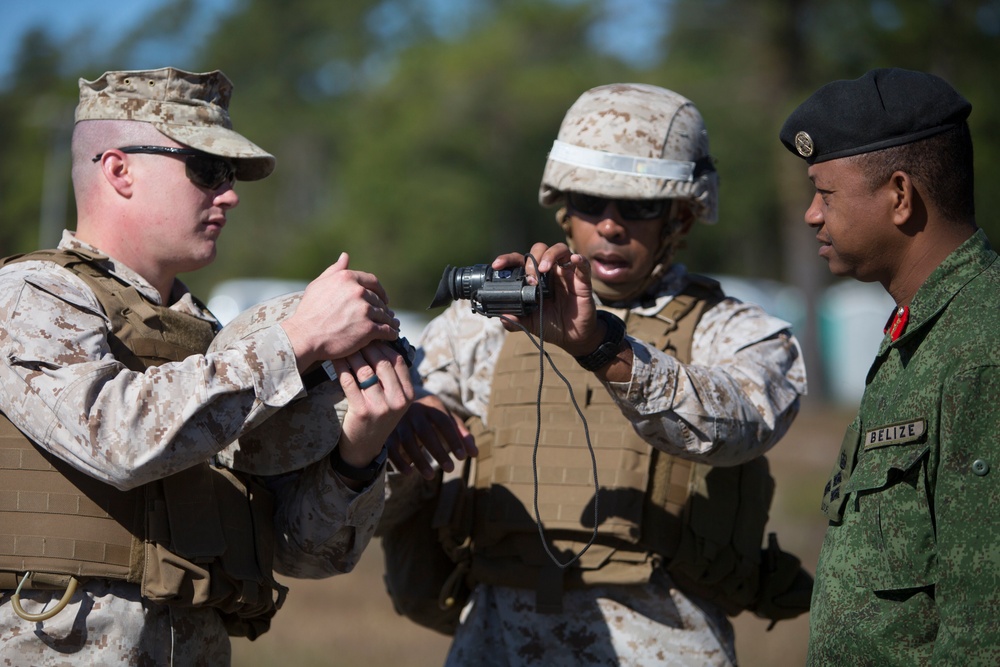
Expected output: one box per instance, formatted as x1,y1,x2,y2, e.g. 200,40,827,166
387,263,806,667
0,231,384,666
808,230,1000,666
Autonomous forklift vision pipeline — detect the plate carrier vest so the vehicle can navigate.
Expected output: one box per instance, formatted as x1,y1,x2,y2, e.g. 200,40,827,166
458,276,775,613
0,248,286,638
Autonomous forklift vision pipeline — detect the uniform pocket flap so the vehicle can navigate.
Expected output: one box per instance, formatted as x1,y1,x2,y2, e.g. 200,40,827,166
844,442,929,494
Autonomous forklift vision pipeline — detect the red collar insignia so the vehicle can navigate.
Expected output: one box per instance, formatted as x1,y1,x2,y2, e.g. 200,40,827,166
884,305,910,342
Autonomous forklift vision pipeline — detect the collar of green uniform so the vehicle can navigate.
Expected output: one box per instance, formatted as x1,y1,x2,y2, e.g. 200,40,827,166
880,227,996,352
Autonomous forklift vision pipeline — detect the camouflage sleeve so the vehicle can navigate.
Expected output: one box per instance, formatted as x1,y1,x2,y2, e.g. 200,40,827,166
0,262,304,491
611,298,807,465
932,364,1000,660
266,461,385,578
416,300,507,422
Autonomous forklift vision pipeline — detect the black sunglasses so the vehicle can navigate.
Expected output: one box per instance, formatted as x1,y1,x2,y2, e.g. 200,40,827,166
567,193,670,221
92,145,236,191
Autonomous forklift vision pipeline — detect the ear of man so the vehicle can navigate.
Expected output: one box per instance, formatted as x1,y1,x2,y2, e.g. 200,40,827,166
888,170,918,230
96,150,136,197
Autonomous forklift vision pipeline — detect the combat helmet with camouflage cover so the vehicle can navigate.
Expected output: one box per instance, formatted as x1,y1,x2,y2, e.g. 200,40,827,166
540,83,719,302
539,83,718,224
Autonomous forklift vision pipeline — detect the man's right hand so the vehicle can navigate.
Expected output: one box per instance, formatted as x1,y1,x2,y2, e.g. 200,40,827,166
281,252,401,372
491,242,604,357
492,243,634,382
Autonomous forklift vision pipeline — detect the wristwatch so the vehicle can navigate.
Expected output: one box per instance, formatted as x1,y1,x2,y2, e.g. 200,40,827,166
574,310,627,372
330,444,388,483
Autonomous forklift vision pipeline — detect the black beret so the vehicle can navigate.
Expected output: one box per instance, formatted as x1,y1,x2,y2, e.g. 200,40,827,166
779,68,971,164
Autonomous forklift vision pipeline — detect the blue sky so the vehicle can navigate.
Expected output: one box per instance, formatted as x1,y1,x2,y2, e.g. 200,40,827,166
0,2,163,76
0,0,235,82
0,0,669,83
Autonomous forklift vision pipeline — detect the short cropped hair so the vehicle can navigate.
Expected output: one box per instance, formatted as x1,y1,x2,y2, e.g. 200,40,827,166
850,123,975,223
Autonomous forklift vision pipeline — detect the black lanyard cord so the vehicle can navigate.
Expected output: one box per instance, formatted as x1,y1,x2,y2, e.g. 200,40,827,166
498,254,600,569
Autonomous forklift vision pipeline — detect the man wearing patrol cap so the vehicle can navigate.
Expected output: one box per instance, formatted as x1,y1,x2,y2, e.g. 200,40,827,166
381,83,810,666
780,67,1000,665
0,67,419,665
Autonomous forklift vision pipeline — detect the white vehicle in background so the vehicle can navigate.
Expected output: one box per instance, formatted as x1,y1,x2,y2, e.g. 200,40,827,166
206,278,309,326
206,278,430,343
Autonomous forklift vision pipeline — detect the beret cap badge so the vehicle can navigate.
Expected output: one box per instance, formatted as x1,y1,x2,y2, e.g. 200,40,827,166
794,131,814,158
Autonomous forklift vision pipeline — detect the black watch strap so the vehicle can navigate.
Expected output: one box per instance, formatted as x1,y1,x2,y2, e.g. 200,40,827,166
574,310,627,372
330,444,388,483
302,360,336,390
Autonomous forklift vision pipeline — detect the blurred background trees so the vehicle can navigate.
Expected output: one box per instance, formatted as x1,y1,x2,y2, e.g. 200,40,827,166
3,0,999,400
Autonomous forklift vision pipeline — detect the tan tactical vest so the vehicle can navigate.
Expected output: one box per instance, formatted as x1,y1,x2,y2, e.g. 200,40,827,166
0,249,285,638
463,276,774,613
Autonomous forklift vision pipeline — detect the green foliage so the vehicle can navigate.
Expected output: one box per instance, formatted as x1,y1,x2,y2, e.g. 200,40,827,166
3,0,1000,313
191,0,638,306
0,29,75,256
297,0,636,306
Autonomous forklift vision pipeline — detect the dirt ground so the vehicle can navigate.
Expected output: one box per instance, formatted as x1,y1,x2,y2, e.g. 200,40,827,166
231,400,854,667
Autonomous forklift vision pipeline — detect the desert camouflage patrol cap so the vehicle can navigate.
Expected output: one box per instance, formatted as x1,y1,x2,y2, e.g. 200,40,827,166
76,67,275,181
780,67,971,165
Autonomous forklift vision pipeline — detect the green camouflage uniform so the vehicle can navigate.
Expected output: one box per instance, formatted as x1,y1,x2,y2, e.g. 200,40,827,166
808,229,1000,666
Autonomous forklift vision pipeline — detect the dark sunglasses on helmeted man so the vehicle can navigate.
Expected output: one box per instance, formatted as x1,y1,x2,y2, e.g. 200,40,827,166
567,192,670,221
92,145,236,191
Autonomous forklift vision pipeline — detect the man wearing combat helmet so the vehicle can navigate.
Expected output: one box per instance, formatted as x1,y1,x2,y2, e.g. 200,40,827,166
0,67,419,665
381,83,811,666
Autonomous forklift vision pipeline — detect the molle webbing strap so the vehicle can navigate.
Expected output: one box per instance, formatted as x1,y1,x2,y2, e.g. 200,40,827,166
0,415,141,583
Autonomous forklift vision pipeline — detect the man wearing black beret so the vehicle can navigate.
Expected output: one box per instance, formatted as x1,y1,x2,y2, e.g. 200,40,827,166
781,67,1000,665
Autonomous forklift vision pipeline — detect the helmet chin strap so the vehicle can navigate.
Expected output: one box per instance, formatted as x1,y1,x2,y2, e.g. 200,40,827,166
556,204,689,305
